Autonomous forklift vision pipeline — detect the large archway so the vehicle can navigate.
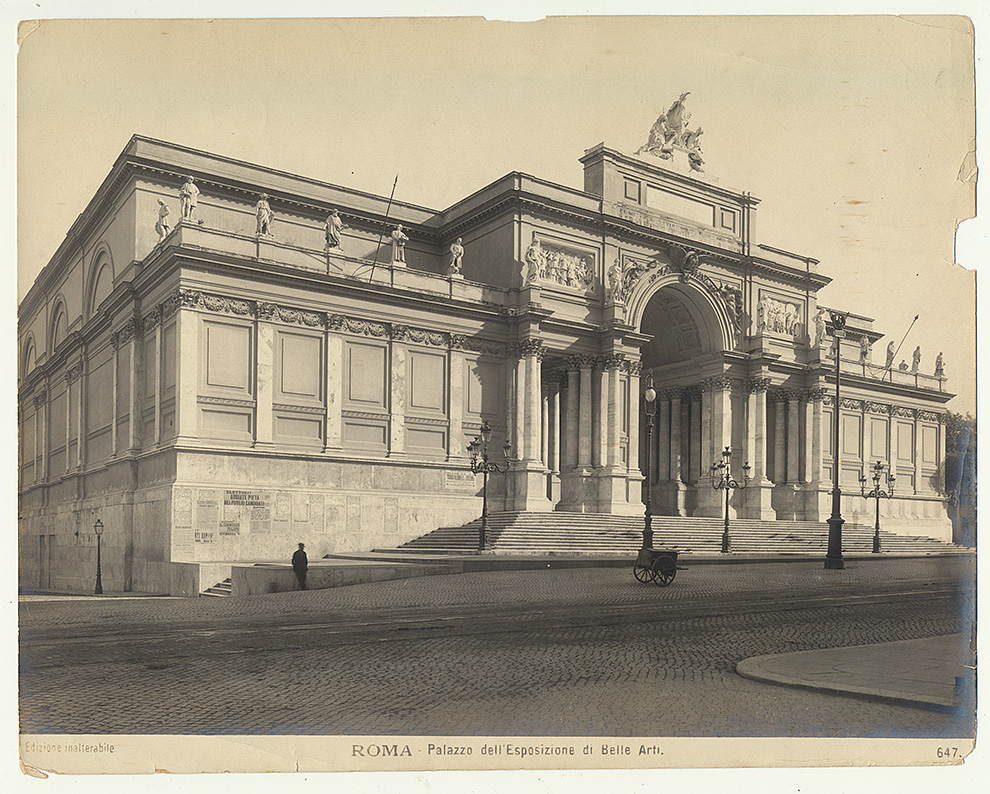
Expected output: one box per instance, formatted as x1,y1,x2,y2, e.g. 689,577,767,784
634,278,733,517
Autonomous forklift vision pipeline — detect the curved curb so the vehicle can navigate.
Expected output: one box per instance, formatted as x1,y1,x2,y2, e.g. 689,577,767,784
735,639,968,712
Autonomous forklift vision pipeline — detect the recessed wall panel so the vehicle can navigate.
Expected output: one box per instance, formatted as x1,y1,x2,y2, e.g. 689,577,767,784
205,322,251,391
869,417,888,462
409,351,445,412
897,422,915,462
279,333,321,398
346,343,386,406
922,425,938,464
841,414,861,457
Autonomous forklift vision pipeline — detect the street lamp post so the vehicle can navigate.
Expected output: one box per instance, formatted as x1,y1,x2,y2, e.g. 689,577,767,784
468,420,512,553
825,310,848,570
93,518,104,595
860,460,895,554
643,375,657,550
710,446,750,553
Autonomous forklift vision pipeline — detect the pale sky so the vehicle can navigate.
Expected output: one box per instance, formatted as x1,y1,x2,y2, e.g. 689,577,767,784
14,12,979,414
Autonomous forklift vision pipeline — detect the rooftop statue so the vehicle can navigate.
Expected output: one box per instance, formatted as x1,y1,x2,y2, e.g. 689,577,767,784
180,176,200,220
635,92,704,171
155,199,171,241
256,194,275,237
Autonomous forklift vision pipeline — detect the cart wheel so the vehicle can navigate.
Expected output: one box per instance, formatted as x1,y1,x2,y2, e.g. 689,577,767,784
633,564,653,583
652,555,677,587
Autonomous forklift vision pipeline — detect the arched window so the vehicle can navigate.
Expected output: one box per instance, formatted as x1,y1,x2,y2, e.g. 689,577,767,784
23,339,36,377
52,307,67,352
90,262,113,313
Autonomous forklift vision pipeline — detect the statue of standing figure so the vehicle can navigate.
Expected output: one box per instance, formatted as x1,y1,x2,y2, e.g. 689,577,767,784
390,224,409,263
155,199,171,241
324,209,347,251
813,308,827,348
607,258,623,301
885,341,895,369
256,194,275,236
911,345,922,373
180,176,200,221
448,238,464,275
934,352,945,379
859,335,871,362
523,233,545,286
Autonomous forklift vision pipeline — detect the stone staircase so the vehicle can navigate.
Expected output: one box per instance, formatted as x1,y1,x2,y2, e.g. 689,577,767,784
201,577,233,597
393,512,972,556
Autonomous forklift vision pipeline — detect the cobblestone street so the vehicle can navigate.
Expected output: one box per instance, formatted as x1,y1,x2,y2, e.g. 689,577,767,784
19,557,975,737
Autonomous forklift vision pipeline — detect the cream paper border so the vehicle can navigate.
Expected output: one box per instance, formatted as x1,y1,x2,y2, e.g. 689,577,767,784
17,735,979,775
7,1,985,790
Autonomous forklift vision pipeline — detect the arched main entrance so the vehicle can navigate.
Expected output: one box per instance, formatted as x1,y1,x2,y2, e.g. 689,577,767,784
632,276,736,517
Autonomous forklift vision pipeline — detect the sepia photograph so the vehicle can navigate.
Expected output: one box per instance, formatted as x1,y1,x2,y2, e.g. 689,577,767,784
11,4,982,783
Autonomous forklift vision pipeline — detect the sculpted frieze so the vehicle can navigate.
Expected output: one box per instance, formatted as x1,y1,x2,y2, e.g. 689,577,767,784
757,294,802,338
524,235,595,290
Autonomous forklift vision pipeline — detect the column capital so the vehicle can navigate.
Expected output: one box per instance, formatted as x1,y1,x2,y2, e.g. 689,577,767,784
569,354,597,370
783,388,803,402
660,386,683,400
703,375,734,392
624,359,642,376
806,387,828,402
64,363,83,384
33,391,48,408
600,352,626,370
682,385,703,402
449,333,467,350
745,377,772,393
518,338,546,359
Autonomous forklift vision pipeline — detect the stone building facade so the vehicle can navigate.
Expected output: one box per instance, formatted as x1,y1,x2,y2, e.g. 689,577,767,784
18,129,953,594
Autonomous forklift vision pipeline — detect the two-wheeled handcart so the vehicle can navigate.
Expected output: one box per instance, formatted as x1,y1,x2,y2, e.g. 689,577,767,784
632,547,685,587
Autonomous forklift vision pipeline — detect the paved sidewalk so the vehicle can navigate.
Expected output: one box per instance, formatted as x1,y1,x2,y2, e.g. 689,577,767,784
736,633,975,709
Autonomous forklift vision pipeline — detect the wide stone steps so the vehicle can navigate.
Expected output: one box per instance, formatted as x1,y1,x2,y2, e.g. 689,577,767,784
395,513,970,556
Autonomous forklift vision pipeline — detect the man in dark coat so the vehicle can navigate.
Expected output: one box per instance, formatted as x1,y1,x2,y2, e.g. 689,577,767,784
292,542,308,590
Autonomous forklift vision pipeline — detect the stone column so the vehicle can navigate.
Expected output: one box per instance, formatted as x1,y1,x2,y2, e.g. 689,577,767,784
658,397,670,482
626,360,641,477
745,377,774,519
802,392,815,484
110,334,119,456
174,295,202,446
772,391,786,483
524,341,543,463
548,376,561,504
514,356,526,458
578,357,593,469
912,408,922,495
152,312,163,447
549,379,560,474
254,304,276,448
667,388,682,483
507,338,551,512
699,377,733,517
35,391,48,482
63,367,74,473
446,335,466,461
688,390,701,483
565,363,579,470
591,360,604,469
786,390,800,483
604,354,624,469
746,378,771,482
388,325,409,458
324,316,344,452
76,356,86,468
803,387,826,520
126,321,143,453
